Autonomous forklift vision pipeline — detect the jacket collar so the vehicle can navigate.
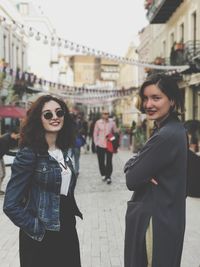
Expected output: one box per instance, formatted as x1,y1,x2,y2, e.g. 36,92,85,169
152,113,179,134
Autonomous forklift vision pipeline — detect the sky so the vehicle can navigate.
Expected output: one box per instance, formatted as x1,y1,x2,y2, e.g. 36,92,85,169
34,0,148,56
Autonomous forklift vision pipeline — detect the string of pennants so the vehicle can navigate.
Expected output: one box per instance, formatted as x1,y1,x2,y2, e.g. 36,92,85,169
0,15,190,72
0,65,136,103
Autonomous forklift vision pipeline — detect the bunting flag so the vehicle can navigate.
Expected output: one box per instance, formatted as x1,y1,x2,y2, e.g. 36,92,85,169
0,66,138,103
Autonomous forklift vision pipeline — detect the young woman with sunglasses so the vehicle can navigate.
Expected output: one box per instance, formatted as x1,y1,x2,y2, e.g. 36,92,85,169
3,95,82,267
124,74,187,267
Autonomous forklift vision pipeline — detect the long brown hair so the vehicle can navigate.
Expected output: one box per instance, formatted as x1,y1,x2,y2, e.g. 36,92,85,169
19,95,76,153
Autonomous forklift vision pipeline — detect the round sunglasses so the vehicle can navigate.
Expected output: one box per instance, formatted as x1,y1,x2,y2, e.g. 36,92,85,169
42,109,65,120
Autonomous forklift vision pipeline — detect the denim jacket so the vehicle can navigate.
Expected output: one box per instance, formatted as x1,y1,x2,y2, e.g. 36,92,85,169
3,147,82,242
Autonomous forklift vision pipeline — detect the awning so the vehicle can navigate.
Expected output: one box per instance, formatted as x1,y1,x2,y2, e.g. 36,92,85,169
0,105,26,118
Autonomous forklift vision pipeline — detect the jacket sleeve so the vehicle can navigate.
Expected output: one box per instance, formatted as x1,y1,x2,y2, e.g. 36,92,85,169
125,133,177,191
3,147,45,236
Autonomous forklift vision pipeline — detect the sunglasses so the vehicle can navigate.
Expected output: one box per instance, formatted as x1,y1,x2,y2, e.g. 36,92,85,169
42,109,65,120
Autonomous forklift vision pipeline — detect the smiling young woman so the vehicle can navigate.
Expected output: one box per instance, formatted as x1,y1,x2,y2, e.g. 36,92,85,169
3,95,82,267
124,74,187,267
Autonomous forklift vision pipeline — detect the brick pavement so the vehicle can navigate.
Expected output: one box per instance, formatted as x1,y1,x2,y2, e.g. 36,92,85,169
0,149,200,267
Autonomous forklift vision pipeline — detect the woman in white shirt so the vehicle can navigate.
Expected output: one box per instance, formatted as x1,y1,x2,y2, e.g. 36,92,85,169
3,95,82,267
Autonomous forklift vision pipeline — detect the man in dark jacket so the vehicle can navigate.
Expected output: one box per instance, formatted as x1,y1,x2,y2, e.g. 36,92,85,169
187,149,200,197
0,132,19,195
69,112,88,177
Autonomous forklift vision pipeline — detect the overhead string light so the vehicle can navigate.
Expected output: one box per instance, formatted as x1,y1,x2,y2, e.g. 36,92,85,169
29,27,34,37
70,42,74,50
43,35,48,45
64,40,69,49
0,15,190,72
75,45,80,53
12,20,18,31
51,37,56,46
57,38,62,47
35,32,41,41
0,17,6,26
20,24,25,35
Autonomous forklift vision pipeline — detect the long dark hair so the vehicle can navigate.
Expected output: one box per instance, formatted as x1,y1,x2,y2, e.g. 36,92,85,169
19,95,76,153
139,73,184,115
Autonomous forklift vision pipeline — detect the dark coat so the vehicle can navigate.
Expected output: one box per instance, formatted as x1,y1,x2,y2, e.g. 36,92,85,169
0,133,17,158
187,149,200,197
124,115,187,267
0,133,12,158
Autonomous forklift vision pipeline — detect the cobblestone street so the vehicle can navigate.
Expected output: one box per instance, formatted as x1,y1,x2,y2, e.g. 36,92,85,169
0,150,200,267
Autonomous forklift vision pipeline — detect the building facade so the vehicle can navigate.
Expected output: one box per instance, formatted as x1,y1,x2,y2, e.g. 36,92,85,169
61,54,120,116
0,0,27,73
14,0,58,82
115,43,140,127
144,0,200,121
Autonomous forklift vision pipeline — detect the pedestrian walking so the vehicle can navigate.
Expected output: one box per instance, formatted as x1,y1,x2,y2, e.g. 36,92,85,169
89,115,99,153
124,73,187,267
3,95,82,267
69,111,87,177
0,131,19,195
93,109,118,184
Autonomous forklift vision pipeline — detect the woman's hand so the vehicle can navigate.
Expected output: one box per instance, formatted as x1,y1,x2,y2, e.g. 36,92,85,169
151,178,158,185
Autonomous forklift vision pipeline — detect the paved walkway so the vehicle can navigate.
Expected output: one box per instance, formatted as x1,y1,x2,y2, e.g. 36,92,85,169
0,150,200,267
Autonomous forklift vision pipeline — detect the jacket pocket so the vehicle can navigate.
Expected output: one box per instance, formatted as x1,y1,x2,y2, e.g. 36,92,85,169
35,164,56,190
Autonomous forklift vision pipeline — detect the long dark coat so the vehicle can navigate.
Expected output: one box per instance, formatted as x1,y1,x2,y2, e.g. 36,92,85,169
124,115,187,267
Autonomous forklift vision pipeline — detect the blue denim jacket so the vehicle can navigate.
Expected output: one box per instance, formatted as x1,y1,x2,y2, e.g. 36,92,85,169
3,147,82,241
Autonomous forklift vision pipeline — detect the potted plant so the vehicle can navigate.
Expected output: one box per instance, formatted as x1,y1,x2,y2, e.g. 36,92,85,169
175,42,184,50
144,0,153,9
154,57,165,65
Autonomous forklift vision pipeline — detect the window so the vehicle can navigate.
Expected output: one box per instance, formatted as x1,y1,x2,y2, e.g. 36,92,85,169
170,32,174,49
162,40,166,57
21,51,24,71
16,46,19,68
18,3,29,16
193,87,198,120
192,11,197,42
3,35,7,62
11,43,14,69
180,23,184,42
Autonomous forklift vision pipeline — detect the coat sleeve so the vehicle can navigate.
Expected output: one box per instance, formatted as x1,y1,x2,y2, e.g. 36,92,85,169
3,147,45,236
125,133,177,191
93,121,99,146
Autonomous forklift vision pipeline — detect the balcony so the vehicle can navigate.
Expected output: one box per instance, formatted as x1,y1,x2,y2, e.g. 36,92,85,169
144,56,166,76
145,40,200,76
170,40,200,73
170,42,185,66
146,0,184,24
184,40,200,73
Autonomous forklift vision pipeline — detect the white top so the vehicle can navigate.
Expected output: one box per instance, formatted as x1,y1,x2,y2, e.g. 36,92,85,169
48,148,71,196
